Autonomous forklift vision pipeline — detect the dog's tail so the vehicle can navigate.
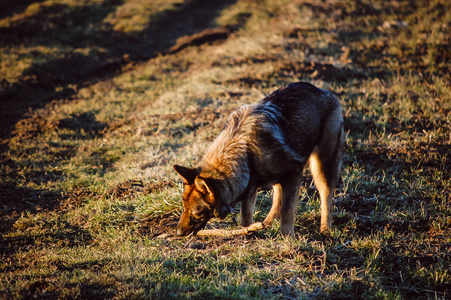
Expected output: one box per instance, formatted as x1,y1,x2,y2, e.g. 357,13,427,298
309,100,345,233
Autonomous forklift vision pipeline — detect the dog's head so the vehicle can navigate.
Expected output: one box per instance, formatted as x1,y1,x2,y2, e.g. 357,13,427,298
174,165,230,236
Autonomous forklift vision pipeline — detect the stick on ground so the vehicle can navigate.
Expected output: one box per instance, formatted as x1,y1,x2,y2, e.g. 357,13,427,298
196,222,268,237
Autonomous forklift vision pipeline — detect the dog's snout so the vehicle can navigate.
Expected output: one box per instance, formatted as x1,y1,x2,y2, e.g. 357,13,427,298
176,225,186,236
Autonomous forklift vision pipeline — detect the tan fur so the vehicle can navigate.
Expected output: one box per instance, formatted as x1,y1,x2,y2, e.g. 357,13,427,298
174,82,344,237
309,105,344,233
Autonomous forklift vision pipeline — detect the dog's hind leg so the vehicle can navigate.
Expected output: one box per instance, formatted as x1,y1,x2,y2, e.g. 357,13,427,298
263,183,282,226
309,106,344,234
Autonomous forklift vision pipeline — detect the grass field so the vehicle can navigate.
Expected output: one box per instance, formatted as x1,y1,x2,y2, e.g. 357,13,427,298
1,0,450,299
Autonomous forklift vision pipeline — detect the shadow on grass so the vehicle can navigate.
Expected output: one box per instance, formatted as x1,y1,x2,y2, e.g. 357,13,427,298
58,112,109,139
0,0,241,241
0,0,45,19
0,184,95,258
0,0,240,141
1,219,93,260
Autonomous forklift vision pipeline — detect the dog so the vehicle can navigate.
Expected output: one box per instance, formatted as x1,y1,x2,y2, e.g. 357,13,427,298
174,82,344,237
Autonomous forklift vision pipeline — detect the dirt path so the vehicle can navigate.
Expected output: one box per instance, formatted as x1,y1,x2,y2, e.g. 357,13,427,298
0,0,241,142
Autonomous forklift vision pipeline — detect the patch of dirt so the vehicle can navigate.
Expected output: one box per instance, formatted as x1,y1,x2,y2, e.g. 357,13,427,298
60,187,97,210
11,112,59,140
166,9,251,55
138,213,179,238
168,25,237,54
106,180,180,238
105,107,235,139
106,179,176,200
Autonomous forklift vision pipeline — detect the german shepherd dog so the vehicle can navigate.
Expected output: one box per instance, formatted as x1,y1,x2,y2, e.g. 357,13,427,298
174,82,344,236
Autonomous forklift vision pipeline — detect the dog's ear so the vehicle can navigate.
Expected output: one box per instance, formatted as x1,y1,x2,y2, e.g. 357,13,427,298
194,177,211,195
173,165,199,185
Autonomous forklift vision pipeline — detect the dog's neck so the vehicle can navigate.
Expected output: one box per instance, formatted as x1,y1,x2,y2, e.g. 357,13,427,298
200,104,257,206
199,155,250,207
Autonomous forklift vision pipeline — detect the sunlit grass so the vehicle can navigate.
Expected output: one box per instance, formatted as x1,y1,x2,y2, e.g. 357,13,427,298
1,0,450,299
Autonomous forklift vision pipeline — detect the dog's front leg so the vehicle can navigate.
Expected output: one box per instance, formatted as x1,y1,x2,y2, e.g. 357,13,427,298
280,178,302,237
263,183,282,226
240,187,258,227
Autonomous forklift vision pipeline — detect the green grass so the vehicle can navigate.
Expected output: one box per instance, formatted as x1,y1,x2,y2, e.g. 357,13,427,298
1,0,450,299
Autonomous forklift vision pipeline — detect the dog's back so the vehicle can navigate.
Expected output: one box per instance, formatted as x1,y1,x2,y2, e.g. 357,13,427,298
234,82,342,184
256,82,340,159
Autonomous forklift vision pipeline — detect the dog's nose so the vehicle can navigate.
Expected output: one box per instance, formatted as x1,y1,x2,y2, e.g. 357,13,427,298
176,226,186,236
